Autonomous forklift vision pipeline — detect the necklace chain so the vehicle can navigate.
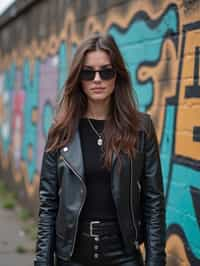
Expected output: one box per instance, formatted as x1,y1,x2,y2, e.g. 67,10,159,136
87,118,103,146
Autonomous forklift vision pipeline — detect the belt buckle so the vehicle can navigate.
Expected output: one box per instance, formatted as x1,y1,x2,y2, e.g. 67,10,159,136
90,221,100,238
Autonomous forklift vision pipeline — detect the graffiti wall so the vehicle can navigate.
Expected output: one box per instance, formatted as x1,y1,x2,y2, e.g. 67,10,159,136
0,0,199,265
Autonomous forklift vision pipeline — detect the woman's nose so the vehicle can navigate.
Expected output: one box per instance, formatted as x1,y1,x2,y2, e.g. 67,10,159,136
94,71,101,81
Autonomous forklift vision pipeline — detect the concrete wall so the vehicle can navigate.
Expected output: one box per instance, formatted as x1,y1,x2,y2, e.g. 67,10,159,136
0,0,199,265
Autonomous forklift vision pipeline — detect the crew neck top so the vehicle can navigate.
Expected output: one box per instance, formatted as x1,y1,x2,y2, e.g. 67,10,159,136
78,118,117,222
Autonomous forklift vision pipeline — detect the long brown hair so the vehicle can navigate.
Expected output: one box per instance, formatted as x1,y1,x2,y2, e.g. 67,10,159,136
47,33,141,169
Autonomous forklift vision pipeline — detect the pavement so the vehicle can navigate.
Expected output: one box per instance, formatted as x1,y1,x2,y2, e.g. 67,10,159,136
0,206,35,266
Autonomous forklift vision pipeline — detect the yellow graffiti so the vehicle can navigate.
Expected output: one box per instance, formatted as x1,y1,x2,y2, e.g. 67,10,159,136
175,28,200,160
138,39,180,141
166,234,191,265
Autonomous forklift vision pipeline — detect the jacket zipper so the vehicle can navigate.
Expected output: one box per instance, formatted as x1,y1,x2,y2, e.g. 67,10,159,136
60,155,87,256
137,180,141,192
130,159,139,249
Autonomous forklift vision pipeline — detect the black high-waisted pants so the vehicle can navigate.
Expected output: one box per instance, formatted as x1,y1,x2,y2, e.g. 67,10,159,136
56,221,144,266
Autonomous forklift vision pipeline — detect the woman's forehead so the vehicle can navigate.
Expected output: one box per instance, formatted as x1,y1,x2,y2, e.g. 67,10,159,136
83,50,111,67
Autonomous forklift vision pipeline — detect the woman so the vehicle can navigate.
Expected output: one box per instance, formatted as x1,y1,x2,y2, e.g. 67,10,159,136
34,33,166,266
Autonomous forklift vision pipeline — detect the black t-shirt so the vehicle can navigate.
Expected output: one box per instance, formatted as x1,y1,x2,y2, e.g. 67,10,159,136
79,118,117,222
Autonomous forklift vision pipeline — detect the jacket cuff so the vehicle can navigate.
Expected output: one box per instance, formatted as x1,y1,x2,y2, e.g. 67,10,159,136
34,260,49,266
145,257,166,266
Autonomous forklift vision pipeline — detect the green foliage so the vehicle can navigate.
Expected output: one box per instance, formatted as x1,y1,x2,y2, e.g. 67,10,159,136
16,244,28,253
0,180,7,196
2,197,16,209
23,222,37,241
0,180,17,209
18,208,31,221
0,180,36,242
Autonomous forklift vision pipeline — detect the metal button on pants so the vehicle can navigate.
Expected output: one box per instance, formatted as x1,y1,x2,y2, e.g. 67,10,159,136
58,231,144,266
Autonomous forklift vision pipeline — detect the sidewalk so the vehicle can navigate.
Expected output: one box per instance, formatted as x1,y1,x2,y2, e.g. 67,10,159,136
0,206,35,266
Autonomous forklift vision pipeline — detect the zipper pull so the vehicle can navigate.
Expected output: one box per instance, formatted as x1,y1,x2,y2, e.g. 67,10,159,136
137,181,141,192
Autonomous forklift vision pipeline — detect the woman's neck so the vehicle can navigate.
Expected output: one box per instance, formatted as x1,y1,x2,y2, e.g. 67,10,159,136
85,100,110,120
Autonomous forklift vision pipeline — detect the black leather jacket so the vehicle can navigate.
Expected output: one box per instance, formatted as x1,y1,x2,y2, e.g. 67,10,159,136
34,113,166,266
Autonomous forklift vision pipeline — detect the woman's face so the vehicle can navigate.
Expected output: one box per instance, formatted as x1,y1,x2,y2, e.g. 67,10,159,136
80,50,116,105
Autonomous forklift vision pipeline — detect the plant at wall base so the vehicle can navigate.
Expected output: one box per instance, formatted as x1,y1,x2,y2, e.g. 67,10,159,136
23,222,37,241
15,206,37,241
0,180,37,242
0,181,6,195
2,196,16,209
18,208,32,221
0,181,17,209
16,244,28,254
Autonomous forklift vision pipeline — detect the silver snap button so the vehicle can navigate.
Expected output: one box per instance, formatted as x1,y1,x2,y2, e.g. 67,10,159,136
94,253,99,259
94,237,99,241
94,245,99,250
63,147,68,152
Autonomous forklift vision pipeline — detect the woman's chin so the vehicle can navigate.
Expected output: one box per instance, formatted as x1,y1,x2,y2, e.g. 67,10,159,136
88,94,111,103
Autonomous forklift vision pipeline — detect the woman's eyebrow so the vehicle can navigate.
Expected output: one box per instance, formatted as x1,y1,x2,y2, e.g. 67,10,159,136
83,64,112,69
101,64,112,68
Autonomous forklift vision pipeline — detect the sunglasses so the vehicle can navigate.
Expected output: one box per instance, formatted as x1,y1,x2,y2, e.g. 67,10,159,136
80,68,116,81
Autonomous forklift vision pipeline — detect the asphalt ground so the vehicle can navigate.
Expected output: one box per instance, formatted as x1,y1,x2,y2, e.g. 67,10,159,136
0,206,35,266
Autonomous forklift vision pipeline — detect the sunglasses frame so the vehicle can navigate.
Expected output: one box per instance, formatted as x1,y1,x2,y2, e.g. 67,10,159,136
80,68,116,81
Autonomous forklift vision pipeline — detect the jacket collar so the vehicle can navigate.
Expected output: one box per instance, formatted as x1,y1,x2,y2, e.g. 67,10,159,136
60,129,85,179
60,128,118,180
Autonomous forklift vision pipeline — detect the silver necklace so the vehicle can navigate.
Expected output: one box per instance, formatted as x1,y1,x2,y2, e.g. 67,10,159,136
87,118,103,146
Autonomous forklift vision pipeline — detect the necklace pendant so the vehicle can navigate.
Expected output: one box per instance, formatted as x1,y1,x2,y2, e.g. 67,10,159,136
97,137,103,146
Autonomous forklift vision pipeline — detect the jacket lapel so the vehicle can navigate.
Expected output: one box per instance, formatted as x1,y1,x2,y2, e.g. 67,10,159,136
60,129,85,180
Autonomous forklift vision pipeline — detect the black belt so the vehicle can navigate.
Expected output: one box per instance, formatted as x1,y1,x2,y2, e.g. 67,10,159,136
79,220,120,238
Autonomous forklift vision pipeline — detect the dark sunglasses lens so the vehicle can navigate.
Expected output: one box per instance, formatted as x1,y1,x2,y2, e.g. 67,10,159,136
80,70,95,80
80,68,115,81
100,69,115,80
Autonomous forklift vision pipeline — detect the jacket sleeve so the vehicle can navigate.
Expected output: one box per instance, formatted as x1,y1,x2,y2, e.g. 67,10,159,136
143,114,166,266
34,146,59,266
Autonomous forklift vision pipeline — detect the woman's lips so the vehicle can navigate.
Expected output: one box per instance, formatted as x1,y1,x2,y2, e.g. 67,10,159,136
91,87,105,92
